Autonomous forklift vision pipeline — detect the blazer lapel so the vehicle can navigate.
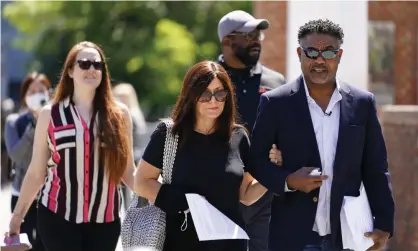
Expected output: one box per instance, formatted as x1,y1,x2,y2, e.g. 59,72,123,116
333,83,353,175
290,76,322,170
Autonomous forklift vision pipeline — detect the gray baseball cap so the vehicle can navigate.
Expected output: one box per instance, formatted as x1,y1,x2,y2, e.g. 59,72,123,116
218,10,270,42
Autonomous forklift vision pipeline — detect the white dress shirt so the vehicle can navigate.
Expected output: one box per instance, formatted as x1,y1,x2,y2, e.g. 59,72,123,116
285,78,342,236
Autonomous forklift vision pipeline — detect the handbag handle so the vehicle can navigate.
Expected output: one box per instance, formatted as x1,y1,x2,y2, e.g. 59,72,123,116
161,119,179,185
135,119,179,208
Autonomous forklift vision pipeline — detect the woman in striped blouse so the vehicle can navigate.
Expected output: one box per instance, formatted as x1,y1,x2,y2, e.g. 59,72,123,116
7,41,136,251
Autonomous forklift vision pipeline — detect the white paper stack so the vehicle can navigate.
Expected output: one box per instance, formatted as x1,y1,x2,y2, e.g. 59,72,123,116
185,193,249,241
340,184,374,251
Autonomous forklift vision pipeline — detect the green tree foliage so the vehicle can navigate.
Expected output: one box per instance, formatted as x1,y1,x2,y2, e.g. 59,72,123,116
3,1,251,119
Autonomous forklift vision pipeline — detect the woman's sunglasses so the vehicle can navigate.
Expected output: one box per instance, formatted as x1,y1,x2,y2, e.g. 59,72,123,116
198,90,228,103
301,48,340,60
77,59,104,70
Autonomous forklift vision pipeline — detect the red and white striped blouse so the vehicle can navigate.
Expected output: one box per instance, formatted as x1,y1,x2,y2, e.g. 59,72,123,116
39,98,121,223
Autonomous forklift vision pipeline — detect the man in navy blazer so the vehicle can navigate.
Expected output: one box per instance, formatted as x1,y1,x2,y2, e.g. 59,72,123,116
249,19,394,251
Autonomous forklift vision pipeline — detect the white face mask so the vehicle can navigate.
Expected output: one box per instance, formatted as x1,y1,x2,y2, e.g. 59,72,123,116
25,92,49,111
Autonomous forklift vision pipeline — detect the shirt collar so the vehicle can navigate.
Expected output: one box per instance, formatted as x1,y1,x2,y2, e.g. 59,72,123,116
218,54,262,75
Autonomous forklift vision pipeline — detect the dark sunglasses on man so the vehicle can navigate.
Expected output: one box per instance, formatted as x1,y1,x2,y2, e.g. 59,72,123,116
76,59,104,70
301,47,340,60
229,31,265,42
198,90,228,103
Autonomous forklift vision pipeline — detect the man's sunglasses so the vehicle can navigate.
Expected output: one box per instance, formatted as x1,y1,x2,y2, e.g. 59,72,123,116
198,90,228,103
301,48,340,60
229,31,265,42
76,59,104,70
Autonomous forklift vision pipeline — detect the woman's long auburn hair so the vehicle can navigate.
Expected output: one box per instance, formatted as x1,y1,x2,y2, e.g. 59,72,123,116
53,41,129,184
171,61,241,145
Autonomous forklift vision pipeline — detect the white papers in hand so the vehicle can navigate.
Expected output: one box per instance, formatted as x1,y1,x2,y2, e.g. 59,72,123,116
340,184,374,251
185,193,249,241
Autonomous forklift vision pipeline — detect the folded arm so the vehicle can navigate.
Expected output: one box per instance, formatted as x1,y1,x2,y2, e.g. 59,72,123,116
135,160,188,215
240,173,267,206
134,122,188,214
237,128,267,205
249,95,291,196
134,159,162,203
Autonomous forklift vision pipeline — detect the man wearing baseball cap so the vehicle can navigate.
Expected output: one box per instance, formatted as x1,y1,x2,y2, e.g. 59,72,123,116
217,10,285,251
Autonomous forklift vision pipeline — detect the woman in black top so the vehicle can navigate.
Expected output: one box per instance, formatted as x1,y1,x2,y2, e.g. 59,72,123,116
134,61,281,251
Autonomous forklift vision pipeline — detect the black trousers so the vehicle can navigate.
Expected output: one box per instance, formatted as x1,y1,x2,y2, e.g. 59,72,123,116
37,204,120,251
241,191,272,251
11,195,45,251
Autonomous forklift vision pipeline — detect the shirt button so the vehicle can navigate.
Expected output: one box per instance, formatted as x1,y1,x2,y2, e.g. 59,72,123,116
313,197,318,203
243,89,247,93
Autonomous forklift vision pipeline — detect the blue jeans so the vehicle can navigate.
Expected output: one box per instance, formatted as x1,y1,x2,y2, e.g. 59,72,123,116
303,235,353,251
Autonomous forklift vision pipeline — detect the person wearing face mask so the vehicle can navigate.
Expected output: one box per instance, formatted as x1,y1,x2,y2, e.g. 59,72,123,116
4,72,51,251
217,10,286,251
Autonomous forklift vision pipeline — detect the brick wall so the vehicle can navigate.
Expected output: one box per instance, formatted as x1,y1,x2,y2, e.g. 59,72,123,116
381,105,418,251
369,2,418,105
253,1,287,75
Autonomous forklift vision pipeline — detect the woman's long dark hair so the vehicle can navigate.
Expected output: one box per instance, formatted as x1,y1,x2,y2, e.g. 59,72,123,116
171,60,241,145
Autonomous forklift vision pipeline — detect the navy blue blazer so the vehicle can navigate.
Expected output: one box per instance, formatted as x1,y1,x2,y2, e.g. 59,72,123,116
248,76,394,251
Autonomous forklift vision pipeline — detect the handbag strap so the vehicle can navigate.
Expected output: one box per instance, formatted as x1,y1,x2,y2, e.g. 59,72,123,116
133,119,178,208
161,119,179,185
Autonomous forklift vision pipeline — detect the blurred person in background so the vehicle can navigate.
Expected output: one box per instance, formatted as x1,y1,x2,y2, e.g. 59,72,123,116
48,86,57,101
6,41,136,251
112,82,148,209
217,10,286,251
1,98,16,114
4,72,51,251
